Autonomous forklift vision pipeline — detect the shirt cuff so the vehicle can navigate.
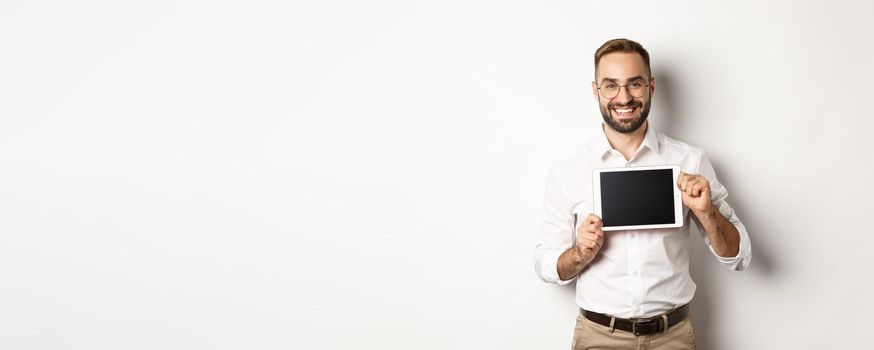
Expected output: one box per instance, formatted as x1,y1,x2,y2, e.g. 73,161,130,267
707,234,751,271
538,249,576,285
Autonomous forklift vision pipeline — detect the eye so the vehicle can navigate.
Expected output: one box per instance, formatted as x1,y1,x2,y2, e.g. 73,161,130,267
629,81,645,89
602,83,617,89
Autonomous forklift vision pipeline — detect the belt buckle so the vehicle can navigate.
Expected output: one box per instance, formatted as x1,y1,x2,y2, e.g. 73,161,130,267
632,320,643,336
631,318,656,336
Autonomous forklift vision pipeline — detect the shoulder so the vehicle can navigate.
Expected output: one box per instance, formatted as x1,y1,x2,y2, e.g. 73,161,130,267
658,132,707,158
550,137,600,173
656,132,712,173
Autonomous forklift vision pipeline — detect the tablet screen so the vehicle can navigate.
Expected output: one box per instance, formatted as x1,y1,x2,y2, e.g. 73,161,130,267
600,169,676,227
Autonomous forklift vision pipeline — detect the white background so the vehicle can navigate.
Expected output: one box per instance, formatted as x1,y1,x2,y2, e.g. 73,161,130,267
2,1,873,349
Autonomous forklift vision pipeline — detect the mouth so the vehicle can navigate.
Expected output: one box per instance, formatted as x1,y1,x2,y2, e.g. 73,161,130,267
611,106,639,121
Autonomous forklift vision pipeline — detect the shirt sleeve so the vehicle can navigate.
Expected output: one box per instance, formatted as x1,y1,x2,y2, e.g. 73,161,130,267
695,152,752,271
533,165,577,285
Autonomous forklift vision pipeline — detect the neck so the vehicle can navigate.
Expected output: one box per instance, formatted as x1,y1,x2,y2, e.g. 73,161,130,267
603,121,647,161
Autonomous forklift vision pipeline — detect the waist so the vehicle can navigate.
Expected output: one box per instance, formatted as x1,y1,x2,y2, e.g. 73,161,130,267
580,304,689,336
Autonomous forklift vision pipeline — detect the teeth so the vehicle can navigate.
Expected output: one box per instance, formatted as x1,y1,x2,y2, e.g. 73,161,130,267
614,108,633,113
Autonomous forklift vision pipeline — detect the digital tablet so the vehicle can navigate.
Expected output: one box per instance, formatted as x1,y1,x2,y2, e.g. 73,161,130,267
592,165,683,231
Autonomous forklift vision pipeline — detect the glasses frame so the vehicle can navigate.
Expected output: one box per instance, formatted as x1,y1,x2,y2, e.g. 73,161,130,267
595,78,653,99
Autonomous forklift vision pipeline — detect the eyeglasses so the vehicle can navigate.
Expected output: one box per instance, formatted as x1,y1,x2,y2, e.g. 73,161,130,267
596,79,651,99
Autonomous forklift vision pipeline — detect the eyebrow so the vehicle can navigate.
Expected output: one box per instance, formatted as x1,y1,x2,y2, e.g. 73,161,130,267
600,75,647,83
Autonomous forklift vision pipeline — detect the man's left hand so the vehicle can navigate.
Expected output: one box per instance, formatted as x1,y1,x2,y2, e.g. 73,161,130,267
677,171,713,214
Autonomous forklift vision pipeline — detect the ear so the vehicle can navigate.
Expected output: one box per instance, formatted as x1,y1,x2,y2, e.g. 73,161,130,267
649,76,655,97
591,81,599,99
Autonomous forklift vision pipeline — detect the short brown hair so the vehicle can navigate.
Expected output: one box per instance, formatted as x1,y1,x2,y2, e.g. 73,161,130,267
594,38,651,77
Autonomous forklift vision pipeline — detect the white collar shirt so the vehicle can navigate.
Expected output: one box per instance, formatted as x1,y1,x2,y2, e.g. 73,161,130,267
534,123,752,318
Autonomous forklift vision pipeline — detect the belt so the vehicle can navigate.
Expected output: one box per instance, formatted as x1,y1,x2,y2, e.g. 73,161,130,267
580,304,689,336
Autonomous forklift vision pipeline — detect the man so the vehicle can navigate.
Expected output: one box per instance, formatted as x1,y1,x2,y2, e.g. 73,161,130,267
533,38,751,350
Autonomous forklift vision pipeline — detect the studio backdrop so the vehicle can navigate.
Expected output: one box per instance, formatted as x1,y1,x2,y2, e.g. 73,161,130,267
1,1,872,349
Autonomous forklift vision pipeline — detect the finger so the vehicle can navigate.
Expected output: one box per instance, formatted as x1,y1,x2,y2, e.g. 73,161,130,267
689,182,700,197
592,234,604,251
678,172,691,191
584,214,603,226
582,220,602,233
576,225,592,241
692,182,708,197
692,178,708,195
582,225,602,237
582,233,604,247
592,231,604,245
588,232,603,247
684,178,699,196
577,221,595,232
687,177,704,195
580,230,600,242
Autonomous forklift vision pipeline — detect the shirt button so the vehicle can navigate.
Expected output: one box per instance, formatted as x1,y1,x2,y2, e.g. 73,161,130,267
630,233,636,238
632,270,639,276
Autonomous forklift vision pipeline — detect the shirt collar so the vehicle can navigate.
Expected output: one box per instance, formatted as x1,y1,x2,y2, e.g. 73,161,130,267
642,122,660,154
593,122,661,160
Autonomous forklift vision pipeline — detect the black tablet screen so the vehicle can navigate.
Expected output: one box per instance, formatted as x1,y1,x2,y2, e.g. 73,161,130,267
600,169,676,227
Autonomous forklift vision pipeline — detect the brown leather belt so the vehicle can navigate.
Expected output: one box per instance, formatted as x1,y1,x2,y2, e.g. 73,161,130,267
580,304,689,336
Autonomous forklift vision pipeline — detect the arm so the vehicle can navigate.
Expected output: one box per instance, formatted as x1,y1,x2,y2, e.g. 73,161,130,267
533,165,575,284
691,207,739,257
557,215,604,281
557,246,586,281
534,166,603,284
677,152,752,270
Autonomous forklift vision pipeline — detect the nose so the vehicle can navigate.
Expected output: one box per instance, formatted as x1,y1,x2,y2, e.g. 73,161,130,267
614,85,633,103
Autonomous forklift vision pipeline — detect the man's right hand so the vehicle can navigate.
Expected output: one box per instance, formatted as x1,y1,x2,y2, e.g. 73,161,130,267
576,214,605,265
556,213,606,281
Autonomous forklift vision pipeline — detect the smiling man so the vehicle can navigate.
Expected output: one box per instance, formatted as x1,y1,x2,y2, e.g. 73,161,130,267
533,38,752,350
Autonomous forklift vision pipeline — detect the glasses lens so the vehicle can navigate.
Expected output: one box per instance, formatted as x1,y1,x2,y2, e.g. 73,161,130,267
600,83,619,98
627,81,647,97
599,81,649,98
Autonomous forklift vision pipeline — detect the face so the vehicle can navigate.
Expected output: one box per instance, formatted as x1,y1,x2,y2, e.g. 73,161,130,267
592,52,654,134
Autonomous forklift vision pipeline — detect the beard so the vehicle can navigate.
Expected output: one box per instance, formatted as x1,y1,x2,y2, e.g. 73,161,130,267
600,98,651,134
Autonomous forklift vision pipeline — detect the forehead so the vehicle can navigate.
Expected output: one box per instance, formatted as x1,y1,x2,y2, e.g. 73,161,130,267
596,52,648,81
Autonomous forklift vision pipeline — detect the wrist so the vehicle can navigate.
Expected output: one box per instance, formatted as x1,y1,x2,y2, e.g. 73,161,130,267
692,205,718,221
572,245,584,264
574,245,592,266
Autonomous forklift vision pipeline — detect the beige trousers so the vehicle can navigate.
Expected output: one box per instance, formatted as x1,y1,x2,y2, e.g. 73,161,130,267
571,313,696,350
